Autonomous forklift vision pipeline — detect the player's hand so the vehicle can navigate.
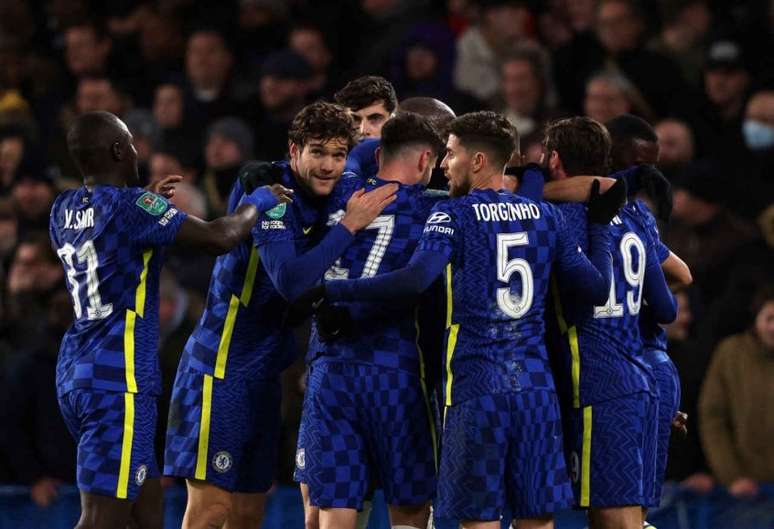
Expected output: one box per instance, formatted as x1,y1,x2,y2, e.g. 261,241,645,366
285,285,327,326
729,477,759,498
30,477,61,508
243,184,293,212
671,410,688,438
637,165,672,223
586,178,627,224
340,183,398,233
317,303,354,341
680,472,714,494
147,174,183,199
239,160,284,194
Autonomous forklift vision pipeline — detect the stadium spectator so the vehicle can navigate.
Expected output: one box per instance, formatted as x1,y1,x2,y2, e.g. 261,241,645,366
183,29,241,135
10,172,56,237
135,10,186,105
252,49,314,160
655,118,696,179
124,109,162,186
289,23,335,98
0,199,18,260
454,0,533,104
150,149,197,186
200,116,254,216
0,127,28,194
687,39,750,159
0,288,76,507
499,43,556,138
648,0,712,87
583,71,656,125
699,286,774,497
63,21,112,81
554,0,687,117
74,76,128,116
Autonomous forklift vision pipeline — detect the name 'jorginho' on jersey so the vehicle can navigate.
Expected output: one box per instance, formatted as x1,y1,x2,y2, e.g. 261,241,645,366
49,186,186,396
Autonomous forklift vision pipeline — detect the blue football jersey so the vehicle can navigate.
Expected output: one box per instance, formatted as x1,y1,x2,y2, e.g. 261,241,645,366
307,176,446,375
176,163,314,380
343,139,380,180
415,189,599,405
551,201,661,407
49,186,187,396
631,201,670,352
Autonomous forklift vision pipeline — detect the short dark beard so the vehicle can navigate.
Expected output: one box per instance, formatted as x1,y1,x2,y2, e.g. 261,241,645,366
450,177,471,198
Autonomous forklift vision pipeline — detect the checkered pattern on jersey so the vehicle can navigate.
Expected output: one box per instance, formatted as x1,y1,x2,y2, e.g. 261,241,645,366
552,202,659,407
50,186,186,396
565,391,657,508
417,189,571,404
179,174,301,379
58,389,159,500
307,180,446,375
436,389,572,521
163,368,282,493
302,361,436,509
647,355,680,507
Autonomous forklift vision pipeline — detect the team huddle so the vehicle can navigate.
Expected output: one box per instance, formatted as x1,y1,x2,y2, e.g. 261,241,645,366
49,76,691,529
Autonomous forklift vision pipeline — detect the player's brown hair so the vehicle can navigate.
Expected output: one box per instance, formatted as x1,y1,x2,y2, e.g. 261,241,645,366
543,116,611,176
447,111,518,167
287,101,357,150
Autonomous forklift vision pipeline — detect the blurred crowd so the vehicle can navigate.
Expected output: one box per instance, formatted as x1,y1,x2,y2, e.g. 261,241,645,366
0,0,772,509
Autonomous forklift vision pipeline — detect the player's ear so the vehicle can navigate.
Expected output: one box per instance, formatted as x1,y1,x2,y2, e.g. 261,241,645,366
472,151,485,173
111,141,122,162
374,146,381,167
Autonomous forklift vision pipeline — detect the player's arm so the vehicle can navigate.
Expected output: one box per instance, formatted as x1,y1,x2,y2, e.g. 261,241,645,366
259,184,398,301
641,238,678,323
175,184,293,255
662,251,692,288
543,176,616,202
554,179,627,304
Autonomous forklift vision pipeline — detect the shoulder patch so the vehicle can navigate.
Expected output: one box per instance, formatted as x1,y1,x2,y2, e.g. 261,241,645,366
135,192,168,216
265,203,287,219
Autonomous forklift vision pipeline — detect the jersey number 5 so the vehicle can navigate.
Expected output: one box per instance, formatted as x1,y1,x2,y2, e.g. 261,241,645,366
496,232,534,319
57,240,113,320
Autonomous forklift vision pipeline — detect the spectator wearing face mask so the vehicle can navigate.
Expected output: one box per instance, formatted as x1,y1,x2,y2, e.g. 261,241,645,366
699,286,774,498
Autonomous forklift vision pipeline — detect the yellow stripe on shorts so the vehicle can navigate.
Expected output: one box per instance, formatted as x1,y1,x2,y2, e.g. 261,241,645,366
116,393,135,499
581,405,593,507
194,374,214,480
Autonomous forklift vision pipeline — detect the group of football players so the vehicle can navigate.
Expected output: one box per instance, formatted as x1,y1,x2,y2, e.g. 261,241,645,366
50,75,691,529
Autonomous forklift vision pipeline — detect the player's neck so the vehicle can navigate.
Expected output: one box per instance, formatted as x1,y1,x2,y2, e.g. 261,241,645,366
378,162,420,186
471,171,505,192
83,172,125,189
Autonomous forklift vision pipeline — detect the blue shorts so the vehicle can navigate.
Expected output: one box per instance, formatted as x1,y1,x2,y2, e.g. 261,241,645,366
58,389,159,501
565,392,657,508
300,360,437,510
645,351,680,507
163,368,281,493
435,390,573,522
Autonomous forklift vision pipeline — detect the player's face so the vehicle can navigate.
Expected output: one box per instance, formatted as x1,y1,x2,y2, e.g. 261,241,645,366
440,134,474,197
115,121,139,185
290,137,349,197
349,101,391,141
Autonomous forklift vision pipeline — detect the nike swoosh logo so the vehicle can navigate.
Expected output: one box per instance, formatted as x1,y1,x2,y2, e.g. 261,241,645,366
303,227,312,235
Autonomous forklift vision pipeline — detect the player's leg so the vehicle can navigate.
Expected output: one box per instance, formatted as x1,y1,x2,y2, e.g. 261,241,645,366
434,394,508,524
224,492,266,529
182,480,233,529
129,477,163,529
319,508,358,529
300,482,320,529
460,522,500,529
75,491,134,529
646,356,680,514
588,506,643,529
506,390,572,529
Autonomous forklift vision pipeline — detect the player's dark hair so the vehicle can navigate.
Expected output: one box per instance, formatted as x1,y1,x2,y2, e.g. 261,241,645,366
288,101,356,150
544,116,611,176
334,76,398,114
447,111,518,167
380,112,445,162
67,111,128,176
397,97,456,138
606,114,657,144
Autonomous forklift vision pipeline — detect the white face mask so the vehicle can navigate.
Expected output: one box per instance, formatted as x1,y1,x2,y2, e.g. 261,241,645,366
743,119,774,151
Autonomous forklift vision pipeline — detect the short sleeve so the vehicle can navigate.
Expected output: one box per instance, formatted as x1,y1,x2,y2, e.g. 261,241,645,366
252,201,297,246
122,189,187,247
416,200,460,261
